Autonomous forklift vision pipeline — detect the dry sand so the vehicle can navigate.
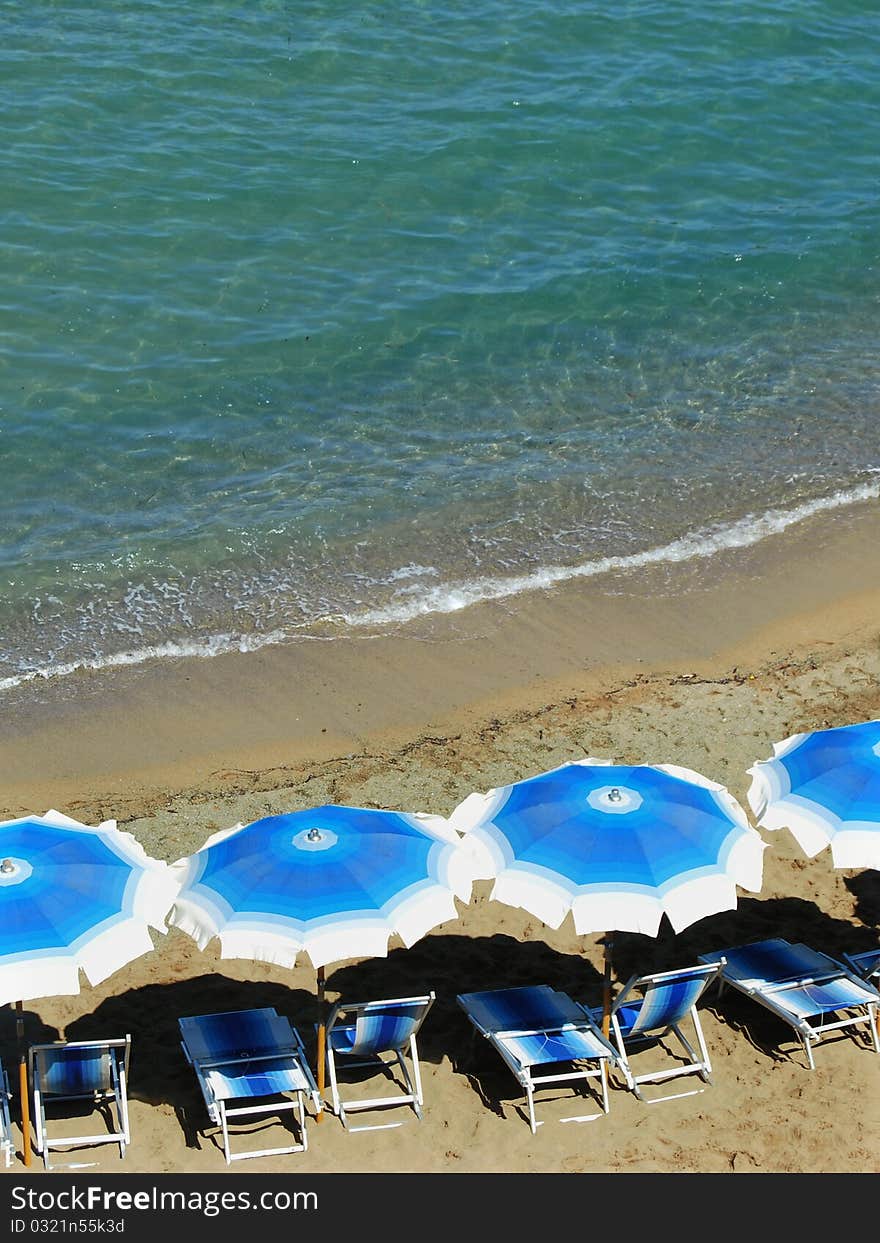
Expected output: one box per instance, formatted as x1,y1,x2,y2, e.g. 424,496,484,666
1,501,879,1179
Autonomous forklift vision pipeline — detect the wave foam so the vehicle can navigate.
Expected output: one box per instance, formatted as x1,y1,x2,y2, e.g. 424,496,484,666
2,481,877,693
344,480,880,626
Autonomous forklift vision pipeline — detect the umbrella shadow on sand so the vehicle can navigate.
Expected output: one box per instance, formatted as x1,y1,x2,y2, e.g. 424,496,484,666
0,1006,60,1058
641,894,880,1067
843,870,880,930
328,933,608,1129
61,935,606,1141
59,894,876,1142
63,974,320,1151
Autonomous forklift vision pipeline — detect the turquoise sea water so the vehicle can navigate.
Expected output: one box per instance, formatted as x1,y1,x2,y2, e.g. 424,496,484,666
2,1,879,687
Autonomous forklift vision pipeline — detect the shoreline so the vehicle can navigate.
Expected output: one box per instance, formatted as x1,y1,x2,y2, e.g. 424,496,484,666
2,498,879,829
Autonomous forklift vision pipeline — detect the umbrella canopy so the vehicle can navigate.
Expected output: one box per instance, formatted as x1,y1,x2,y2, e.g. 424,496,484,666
166,802,479,1118
448,757,766,1032
747,718,880,870
449,757,766,936
167,803,476,969
0,808,174,1007
0,808,173,1166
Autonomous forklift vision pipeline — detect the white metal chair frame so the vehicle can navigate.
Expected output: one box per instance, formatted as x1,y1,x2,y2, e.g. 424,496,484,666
1,1062,13,1167
596,962,724,1103
323,992,435,1133
29,1036,131,1170
700,940,880,1071
179,1008,320,1165
458,985,618,1134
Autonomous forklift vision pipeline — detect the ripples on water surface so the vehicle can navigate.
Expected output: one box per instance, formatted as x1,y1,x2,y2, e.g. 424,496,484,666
2,1,879,685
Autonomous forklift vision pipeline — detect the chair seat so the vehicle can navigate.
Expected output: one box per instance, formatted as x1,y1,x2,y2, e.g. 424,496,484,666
321,992,435,1132
204,1057,314,1101
179,1009,295,1062
502,1025,613,1069
760,976,878,1019
29,1036,131,1170
594,962,723,1102
457,984,616,1132
179,1008,318,1164
37,1048,114,1096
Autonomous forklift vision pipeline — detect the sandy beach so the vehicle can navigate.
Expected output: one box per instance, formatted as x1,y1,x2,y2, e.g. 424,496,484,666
1,501,879,1177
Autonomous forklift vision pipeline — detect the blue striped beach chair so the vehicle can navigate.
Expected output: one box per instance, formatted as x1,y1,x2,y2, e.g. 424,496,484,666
178,1007,320,1164
322,993,435,1132
587,962,724,1103
456,985,618,1134
28,1036,131,1170
1,1061,13,1167
699,938,880,1070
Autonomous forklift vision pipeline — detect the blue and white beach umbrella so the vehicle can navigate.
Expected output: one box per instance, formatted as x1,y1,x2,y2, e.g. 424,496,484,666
747,718,880,870
449,757,766,1032
167,803,477,1115
167,803,476,970
0,809,174,1008
449,758,766,939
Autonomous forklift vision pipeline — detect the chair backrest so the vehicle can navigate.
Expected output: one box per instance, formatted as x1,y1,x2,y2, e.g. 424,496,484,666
29,1037,130,1098
330,993,435,1056
617,964,721,1036
179,1008,294,1062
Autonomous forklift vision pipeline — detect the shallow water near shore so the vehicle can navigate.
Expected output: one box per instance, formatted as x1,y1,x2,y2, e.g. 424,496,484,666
4,2,880,687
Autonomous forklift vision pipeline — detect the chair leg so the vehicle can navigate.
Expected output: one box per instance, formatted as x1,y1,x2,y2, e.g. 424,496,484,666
801,1034,816,1071
669,1021,711,1083
868,1005,880,1055
112,1058,130,1159
524,1078,538,1134
324,1046,346,1126
392,1046,422,1117
408,1035,425,1111
610,1018,635,1092
597,1060,610,1115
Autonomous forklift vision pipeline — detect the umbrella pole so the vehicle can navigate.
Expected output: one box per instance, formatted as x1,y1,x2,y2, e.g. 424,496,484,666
315,965,326,1122
601,935,614,1039
16,1001,31,1167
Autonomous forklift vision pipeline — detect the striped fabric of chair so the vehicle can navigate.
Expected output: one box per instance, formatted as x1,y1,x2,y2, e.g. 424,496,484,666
592,962,724,1102
700,939,880,1070
457,984,618,1133
28,1036,131,1170
323,993,435,1131
178,1007,320,1165
619,974,711,1038
37,1046,113,1096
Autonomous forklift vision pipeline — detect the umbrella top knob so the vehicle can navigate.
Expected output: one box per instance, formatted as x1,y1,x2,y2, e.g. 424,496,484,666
0,856,31,885
587,785,643,814
293,826,338,852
